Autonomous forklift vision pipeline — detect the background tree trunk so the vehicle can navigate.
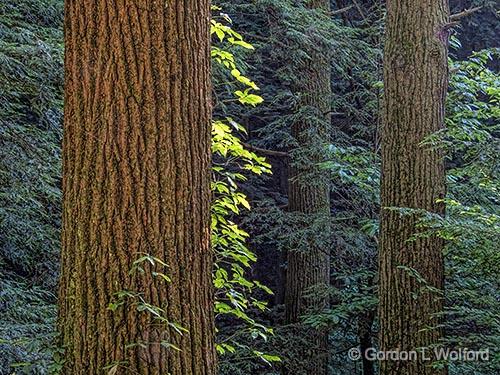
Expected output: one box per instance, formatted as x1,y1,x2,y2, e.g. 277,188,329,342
284,1,332,373
379,1,449,374
58,1,215,374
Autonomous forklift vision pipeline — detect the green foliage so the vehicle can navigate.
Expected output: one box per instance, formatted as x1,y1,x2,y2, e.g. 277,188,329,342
0,279,57,374
218,2,383,374
441,47,499,374
0,0,62,288
211,8,278,367
303,270,377,328
0,1,62,372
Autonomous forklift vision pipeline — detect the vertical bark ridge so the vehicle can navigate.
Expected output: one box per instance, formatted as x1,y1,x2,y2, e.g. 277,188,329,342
59,1,215,374
379,1,449,374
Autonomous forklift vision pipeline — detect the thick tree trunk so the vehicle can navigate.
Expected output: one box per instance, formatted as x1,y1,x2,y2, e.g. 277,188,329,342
379,1,449,374
284,1,332,374
58,1,215,374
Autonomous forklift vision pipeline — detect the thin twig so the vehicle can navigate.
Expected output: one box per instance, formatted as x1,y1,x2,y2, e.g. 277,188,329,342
329,5,354,17
442,21,460,30
450,6,483,22
351,0,367,20
242,142,288,158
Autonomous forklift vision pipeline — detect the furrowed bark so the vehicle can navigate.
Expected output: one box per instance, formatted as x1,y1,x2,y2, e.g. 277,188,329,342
379,1,449,374
59,1,216,374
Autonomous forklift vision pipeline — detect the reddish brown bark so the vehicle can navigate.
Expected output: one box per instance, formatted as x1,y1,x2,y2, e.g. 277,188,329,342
58,1,215,374
379,1,449,374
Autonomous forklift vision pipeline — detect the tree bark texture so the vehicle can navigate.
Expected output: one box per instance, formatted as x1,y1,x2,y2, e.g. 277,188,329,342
284,1,332,374
58,1,215,374
379,1,449,374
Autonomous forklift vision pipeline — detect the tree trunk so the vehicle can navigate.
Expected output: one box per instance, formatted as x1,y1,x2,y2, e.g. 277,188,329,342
284,1,332,374
379,1,449,374
58,1,215,374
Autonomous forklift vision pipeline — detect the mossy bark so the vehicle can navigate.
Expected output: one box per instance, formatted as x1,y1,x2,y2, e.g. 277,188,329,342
58,1,215,374
379,1,449,374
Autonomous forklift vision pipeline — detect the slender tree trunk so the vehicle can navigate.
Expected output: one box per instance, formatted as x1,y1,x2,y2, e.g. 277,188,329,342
58,1,215,374
284,1,332,374
379,1,449,374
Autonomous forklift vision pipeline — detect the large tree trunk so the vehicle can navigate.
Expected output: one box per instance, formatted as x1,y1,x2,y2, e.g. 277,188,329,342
379,1,449,374
284,1,332,374
58,1,215,374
